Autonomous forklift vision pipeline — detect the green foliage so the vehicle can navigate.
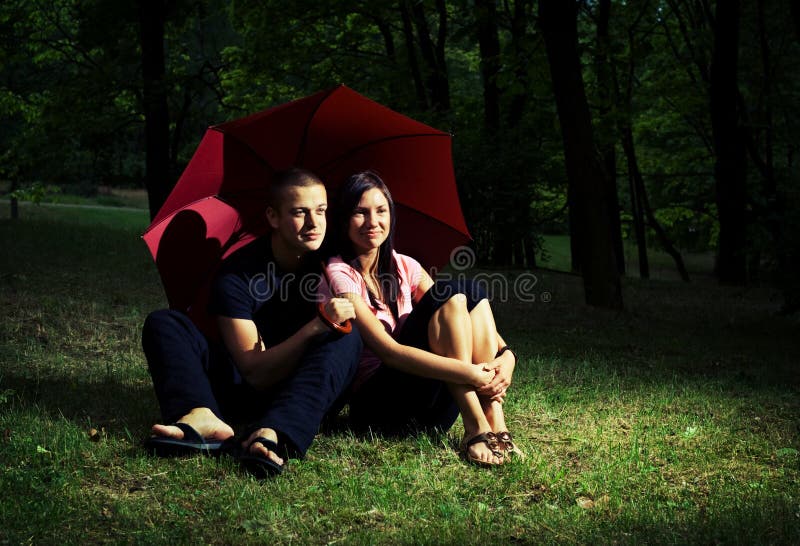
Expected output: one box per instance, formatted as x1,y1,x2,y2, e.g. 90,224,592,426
9,182,61,204
652,205,716,252
0,0,798,279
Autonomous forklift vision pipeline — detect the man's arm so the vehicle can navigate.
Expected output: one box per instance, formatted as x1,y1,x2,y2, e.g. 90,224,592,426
217,298,354,390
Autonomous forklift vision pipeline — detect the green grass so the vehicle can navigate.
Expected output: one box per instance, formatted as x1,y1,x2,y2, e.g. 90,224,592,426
1,206,798,544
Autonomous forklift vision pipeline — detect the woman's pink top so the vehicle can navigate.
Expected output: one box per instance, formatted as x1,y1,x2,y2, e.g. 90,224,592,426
322,251,423,391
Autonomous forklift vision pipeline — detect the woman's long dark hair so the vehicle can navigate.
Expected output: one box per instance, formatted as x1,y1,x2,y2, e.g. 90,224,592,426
330,171,400,319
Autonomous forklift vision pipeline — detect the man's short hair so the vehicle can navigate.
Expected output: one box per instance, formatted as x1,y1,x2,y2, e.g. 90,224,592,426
267,168,325,209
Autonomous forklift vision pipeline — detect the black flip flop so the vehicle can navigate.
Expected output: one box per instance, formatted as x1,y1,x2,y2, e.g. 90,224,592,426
143,422,223,457
237,436,284,478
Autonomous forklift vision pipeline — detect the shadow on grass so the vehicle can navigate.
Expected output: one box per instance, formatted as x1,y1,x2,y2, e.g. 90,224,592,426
3,371,156,437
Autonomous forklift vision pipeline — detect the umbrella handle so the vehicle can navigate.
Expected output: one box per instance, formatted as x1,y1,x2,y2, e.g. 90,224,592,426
317,302,353,334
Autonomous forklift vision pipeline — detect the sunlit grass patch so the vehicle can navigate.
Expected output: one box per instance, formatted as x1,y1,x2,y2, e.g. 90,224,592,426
1,206,798,544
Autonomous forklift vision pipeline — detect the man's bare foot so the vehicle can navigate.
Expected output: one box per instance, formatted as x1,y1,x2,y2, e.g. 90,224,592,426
151,407,234,441
242,427,284,468
461,430,504,466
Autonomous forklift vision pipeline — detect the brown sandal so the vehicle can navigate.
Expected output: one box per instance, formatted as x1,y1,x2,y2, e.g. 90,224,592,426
496,431,525,459
460,432,504,467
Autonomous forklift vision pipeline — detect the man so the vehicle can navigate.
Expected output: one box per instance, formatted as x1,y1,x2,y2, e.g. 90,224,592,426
142,168,360,477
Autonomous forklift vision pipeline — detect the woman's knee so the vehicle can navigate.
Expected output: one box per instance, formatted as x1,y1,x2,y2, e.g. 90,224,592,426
430,279,487,311
469,298,494,320
434,293,469,320
446,292,468,308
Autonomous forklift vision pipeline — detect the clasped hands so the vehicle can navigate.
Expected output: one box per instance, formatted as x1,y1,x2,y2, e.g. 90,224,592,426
473,354,514,403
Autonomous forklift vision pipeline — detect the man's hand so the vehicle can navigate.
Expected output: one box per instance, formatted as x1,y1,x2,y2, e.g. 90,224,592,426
323,297,355,325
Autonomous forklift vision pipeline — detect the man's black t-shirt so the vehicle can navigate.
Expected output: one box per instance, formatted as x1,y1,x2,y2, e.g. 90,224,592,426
208,238,321,347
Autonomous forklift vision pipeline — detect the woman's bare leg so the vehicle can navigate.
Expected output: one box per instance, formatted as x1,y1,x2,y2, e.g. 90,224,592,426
428,294,503,465
470,300,523,456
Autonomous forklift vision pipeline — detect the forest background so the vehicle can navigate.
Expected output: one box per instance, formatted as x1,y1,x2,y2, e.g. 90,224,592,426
2,2,799,543
1,0,798,309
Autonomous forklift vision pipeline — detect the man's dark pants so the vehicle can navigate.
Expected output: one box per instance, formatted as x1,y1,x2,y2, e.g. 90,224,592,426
142,309,361,457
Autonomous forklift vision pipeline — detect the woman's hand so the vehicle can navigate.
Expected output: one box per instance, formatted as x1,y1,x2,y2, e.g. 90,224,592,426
323,297,356,324
476,354,515,399
469,365,495,389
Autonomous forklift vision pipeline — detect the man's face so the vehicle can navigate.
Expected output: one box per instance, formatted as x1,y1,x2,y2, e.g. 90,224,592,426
267,183,328,255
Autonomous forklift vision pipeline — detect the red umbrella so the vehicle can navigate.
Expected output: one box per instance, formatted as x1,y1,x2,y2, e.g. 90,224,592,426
143,85,470,329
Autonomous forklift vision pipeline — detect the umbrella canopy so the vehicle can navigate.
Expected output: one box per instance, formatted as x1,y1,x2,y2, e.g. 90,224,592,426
143,84,471,321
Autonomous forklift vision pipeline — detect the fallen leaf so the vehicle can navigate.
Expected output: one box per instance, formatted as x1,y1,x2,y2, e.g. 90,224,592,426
576,496,595,509
3,428,10,442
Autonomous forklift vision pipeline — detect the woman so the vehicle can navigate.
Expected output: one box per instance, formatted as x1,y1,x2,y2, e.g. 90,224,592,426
321,171,522,466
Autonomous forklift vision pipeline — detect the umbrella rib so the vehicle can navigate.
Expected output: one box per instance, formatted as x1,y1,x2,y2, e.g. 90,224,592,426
314,132,450,172
142,195,219,237
296,86,341,166
393,202,471,239
212,126,280,174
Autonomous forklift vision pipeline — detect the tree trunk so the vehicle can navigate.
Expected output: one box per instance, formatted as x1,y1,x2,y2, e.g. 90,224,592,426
138,0,172,220
507,0,530,126
595,0,625,275
567,183,581,273
709,0,748,284
171,85,191,169
622,126,650,279
374,17,396,63
398,0,428,110
755,0,779,278
474,0,501,132
613,14,650,279
539,0,623,309
615,11,690,283
621,123,690,281
9,178,19,219
524,235,537,268
433,0,449,107
410,0,450,112
474,0,507,265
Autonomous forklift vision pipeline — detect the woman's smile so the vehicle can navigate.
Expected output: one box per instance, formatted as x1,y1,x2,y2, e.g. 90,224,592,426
349,188,391,254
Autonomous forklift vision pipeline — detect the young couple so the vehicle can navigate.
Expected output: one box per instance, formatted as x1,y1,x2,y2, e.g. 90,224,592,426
142,168,521,477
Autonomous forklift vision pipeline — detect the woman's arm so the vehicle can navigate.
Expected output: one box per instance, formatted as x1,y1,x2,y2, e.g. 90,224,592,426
217,298,355,390
342,292,493,387
412,269,434,303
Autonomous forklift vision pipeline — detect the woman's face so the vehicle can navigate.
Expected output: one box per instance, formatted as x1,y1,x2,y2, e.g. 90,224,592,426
348,187,390,255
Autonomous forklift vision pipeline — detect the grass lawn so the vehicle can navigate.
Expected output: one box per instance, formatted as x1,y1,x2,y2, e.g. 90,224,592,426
1,205,798,544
